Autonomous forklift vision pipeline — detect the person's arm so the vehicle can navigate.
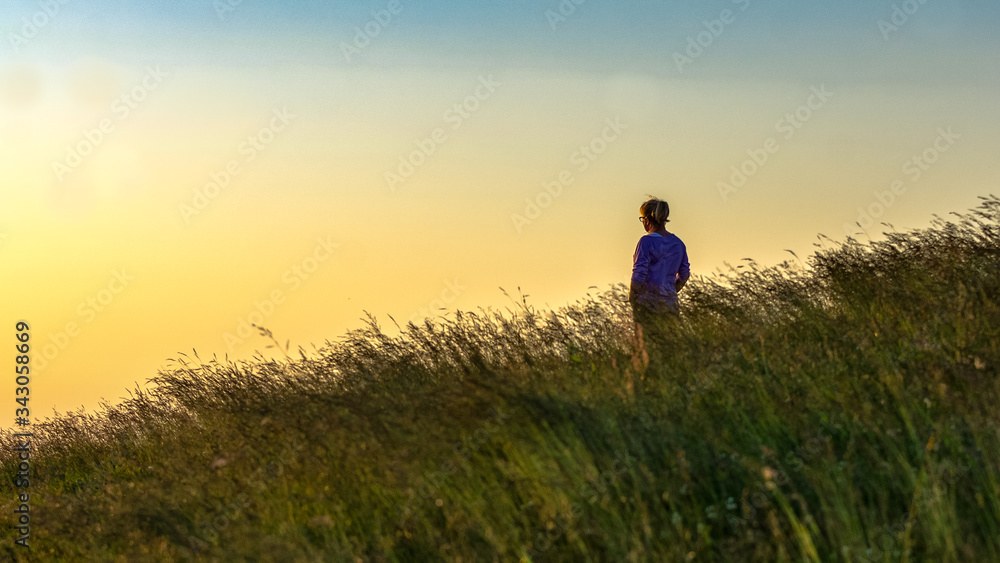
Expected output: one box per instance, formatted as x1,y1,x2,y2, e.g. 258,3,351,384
630,238,651,303
675,247,691,292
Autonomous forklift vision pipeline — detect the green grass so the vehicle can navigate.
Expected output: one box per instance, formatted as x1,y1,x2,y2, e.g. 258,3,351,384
3,196,1000,562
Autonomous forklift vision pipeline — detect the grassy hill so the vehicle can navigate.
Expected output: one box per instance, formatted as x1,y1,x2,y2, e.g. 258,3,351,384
3,196,999,562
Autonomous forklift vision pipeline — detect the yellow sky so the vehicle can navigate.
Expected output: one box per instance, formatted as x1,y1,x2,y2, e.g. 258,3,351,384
2,39,998,420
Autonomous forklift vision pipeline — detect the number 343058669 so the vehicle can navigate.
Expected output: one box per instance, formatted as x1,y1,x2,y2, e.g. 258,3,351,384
15,322,30,417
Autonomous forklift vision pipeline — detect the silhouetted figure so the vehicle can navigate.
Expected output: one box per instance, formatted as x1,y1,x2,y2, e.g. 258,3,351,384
629,197,690,372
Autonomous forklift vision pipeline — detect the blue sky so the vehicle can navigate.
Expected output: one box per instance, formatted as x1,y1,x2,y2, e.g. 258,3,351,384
8,0,998,82
2,0,999,414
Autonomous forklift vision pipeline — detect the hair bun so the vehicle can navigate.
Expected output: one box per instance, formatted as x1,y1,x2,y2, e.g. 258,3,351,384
640,197,670,225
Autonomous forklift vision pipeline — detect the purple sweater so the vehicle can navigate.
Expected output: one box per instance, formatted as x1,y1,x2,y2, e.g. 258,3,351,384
630,232,690,308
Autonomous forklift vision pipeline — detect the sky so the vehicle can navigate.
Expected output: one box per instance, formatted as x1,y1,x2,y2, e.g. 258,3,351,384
1,0,998,419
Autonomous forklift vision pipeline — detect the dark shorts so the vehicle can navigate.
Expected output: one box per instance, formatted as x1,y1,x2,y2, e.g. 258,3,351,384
630,298,679,326
630,298,678,364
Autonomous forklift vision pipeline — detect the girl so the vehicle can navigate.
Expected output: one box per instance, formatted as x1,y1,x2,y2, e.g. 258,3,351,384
629,197,690,367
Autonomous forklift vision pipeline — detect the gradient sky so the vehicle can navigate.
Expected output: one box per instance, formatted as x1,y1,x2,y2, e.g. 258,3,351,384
1,0,998,420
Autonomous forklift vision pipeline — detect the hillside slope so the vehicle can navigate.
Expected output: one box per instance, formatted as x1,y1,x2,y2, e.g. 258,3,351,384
3,196,999,562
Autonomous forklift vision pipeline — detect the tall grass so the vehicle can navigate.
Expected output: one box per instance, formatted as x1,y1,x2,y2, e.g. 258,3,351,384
2,196,999,562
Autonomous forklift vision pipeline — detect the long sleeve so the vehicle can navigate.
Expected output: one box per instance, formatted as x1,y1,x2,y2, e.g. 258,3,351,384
677,247,691,285
630,238,651,302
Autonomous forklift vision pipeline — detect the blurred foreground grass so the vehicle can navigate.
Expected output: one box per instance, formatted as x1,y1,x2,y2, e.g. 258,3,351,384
3,197,999,562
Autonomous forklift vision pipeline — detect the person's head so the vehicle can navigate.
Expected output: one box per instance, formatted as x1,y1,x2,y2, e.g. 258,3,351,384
639,197,670,232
